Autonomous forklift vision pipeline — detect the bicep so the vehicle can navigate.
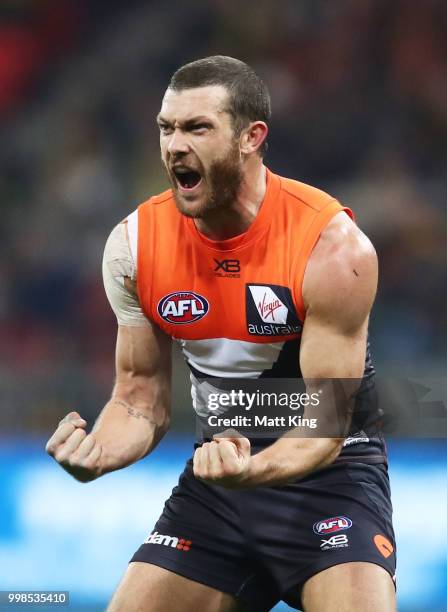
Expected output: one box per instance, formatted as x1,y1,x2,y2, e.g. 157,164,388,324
300,213,378,379
112,323,172,424
115,323,172,381
102,221,172,421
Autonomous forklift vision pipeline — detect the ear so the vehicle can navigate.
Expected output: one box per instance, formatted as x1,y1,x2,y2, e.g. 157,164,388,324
239,121,268,155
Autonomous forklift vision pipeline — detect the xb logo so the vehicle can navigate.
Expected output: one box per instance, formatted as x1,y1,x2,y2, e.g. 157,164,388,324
214,259,240,273
320,534,349,550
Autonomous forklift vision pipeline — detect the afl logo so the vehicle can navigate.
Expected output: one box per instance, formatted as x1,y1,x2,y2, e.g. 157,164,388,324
157,291,209,324
313,516,352,535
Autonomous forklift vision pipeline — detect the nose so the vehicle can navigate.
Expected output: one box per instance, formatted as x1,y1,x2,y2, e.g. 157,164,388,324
167,128,190,156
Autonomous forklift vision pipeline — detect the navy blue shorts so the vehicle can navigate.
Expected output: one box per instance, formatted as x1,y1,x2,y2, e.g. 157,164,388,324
131,453,396,611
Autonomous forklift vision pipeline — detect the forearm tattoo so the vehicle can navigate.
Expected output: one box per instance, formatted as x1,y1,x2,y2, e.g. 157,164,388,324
111,398,153,423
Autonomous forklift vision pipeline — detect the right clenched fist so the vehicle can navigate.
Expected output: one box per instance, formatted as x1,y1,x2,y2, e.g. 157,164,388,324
45,411,103,482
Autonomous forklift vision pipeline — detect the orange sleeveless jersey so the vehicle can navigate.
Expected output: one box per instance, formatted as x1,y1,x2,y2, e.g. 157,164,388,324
136,168,352,379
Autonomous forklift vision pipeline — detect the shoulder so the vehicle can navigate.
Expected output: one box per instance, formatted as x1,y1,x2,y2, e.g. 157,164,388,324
137,188,181,232
313,212,377,273
103,218,135,279
302,212,378,330
106,186,175,262
277,175,335,212
138,188,174,210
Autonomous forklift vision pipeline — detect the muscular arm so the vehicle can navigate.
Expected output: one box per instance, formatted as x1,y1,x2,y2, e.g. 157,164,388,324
246,212,378,485
92,321,172,473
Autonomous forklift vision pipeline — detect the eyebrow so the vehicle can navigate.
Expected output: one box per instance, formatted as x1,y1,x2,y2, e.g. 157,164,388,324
156,115,215,127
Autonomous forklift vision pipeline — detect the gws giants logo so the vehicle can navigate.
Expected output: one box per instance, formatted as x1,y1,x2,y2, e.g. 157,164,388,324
144,531,192,551
313,516,352,535
158,291,209,324
374,534,394,559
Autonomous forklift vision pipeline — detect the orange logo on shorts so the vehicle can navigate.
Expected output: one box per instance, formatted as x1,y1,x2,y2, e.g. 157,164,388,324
374,534,394,558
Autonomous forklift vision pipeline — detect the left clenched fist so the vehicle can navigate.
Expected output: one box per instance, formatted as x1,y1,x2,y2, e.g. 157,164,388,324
193,433,251,489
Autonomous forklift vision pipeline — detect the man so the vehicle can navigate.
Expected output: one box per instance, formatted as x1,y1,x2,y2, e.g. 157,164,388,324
46,56,396,611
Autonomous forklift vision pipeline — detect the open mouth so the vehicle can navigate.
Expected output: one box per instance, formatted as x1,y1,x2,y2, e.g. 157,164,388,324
172,167,202,191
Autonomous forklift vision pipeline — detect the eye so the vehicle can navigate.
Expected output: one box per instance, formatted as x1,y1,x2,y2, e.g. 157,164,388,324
158,123,173,135
191,123,211,133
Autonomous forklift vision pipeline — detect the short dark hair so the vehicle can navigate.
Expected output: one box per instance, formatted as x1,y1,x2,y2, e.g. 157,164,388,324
169,55,271,156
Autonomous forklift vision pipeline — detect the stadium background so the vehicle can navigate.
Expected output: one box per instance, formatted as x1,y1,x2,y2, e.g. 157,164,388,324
0,1,446,610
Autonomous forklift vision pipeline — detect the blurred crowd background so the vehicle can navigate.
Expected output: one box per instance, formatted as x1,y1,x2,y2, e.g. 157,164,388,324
1,0,446,430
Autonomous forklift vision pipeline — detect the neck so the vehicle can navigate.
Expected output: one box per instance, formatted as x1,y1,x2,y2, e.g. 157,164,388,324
194,162,267,240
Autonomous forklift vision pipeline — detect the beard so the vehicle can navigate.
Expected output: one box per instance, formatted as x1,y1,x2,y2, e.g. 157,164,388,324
168,141,243,219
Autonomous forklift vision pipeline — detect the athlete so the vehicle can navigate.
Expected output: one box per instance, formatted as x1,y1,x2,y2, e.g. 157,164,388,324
46,56,396,611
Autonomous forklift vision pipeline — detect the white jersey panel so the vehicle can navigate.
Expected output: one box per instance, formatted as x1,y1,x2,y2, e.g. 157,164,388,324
179,337,285,378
